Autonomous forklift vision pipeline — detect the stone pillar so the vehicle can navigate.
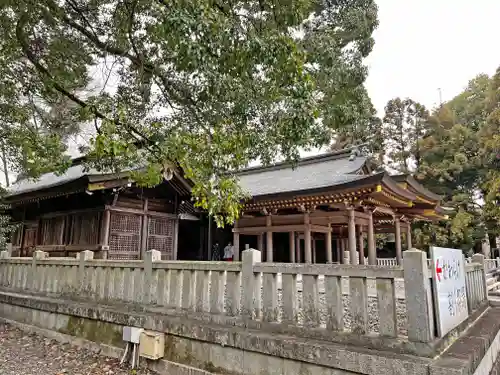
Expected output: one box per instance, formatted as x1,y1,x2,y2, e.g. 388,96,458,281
348,207,357,265
78,250,94,293
326,230,332,264
233,223,240,262
144,249,161,303
406,222,412,250
367,209,376,265
403,249,434,343
289,232,296,263
357,225,365,265
266,215,273,262
472,253,488,303
304,213,312,264
242,249,262,319
394,216,402,265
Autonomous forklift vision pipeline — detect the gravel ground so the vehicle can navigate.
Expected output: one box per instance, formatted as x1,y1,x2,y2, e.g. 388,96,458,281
0,323,155,375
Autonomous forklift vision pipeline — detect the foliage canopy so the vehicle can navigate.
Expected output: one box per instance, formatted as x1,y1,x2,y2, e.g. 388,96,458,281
0,0,378,225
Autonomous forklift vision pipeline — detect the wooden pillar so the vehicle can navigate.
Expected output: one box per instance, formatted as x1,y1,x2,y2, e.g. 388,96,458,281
100,209,111,260
335,238,340,264
266,215,273,262
357,225,365,265
295,234,301,263
233,220,240,261
173,219,179,260
312,237,316,263
406,222,413,250
395,216,402,265
100,209,111,245
257,233,264,252
289,231,296,263
140,198,149,260
348,207,357,264
304,213,312,263
326,230,332,264
367,209,376,265
207,215,213,260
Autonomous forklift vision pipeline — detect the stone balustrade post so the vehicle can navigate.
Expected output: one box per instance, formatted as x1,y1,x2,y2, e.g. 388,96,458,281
242,248,261,319
472,253,488,303
144,249,161,303
78,250,94,293
29,250,48,291
403,249,434,343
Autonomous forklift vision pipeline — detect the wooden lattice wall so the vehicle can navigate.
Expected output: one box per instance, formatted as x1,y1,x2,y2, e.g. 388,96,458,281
148,216,175,260
108,212,142,260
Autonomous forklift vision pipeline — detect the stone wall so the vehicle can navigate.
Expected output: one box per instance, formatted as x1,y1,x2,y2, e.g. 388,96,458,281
0,248,493,375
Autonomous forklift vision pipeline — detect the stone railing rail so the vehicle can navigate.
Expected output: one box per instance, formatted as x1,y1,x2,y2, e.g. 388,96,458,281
0,248,489,351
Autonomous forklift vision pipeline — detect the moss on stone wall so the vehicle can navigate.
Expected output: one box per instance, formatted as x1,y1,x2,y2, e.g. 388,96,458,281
59,316,123,348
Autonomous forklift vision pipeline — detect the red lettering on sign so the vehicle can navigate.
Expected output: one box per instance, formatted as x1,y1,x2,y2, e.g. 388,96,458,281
436,259,443,282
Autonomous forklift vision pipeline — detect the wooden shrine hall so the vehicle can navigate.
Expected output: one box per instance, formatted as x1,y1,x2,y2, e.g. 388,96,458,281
231,149,445,265
3,148,445,264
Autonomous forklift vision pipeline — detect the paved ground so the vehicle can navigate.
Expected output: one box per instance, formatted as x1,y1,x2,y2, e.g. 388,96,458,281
0,323,155,375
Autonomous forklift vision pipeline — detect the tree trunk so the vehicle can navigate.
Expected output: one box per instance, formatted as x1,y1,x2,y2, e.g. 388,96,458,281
0,140,9,187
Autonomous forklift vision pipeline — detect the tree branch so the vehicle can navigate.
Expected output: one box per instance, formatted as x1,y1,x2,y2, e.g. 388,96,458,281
15,12,158,154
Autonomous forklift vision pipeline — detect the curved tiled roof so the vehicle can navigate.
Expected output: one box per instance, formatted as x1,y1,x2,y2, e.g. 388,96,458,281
238,150,368,198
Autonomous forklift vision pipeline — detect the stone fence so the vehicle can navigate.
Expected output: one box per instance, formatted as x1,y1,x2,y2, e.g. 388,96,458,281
0,248,488,352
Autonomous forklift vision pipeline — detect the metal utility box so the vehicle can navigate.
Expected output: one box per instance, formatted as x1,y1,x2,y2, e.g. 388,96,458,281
122,326,143,344
139,331,165,360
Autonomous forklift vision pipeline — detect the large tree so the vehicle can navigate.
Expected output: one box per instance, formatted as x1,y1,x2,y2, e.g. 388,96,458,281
414,69,500,251
382,97,429,173
0,0,378,225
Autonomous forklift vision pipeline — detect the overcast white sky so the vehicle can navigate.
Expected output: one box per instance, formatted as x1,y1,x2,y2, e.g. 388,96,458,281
366,0,500,115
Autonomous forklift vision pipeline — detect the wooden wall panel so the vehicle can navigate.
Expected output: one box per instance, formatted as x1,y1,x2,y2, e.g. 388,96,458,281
108,212,141,260
148,216,175,260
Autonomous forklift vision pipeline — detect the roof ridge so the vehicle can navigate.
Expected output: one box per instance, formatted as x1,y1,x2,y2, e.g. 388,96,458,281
238,147,363,176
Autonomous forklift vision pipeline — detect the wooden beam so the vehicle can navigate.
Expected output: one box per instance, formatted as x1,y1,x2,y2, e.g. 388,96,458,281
105,205,177,218
232,223,331,235
40,207,105,219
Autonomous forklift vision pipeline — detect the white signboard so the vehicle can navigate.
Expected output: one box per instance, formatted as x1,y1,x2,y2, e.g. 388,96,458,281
430,246,469,337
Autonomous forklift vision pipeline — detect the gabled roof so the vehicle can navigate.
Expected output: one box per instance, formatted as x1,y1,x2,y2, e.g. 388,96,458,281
7,165,130,197
6,163,192,204
391,174,442,202
238,149,369,197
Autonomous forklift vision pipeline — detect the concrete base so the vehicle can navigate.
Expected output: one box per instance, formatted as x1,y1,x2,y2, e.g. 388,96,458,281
1,289,499,375
0,290,433,375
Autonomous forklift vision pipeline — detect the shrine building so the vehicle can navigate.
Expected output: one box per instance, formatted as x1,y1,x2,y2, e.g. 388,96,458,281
4,148,445,264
